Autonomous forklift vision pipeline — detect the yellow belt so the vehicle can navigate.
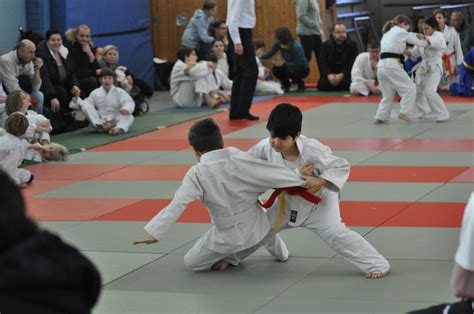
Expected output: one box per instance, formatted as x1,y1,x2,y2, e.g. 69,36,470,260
273,194,287,235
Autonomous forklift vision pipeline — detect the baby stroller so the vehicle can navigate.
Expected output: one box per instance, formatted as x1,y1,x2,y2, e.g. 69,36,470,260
130,79,153,116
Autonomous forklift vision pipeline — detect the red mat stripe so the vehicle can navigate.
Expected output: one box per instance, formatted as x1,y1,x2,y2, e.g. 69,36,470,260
29,164,468,183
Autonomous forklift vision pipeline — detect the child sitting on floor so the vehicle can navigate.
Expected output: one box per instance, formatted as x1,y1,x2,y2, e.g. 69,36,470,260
71,68,135,135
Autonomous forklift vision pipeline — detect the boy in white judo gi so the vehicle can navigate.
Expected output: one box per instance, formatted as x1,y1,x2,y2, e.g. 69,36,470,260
195,53,232,108
407,17,449,122
170,48,215,108
375,15,427,124
350,41,381,96
249,103,390,278
75,68,135,135
134,118,320,271
0,113,44,187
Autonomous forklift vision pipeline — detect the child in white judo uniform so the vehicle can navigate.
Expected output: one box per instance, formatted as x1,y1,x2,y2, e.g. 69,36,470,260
249,103,390,278
134,118,321,271
375,15,427,124
76,68,135,135
350,41,381,96
408,17,449,122
433,9,464,88
4,90,51,145
170,48,215,108
4,90,66,162
195,53,232,108
0,113,44,187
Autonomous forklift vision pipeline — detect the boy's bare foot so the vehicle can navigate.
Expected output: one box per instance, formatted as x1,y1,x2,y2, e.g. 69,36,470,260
109,127,124,135
211,260,231,271
99,122,112,132
365,270,390,279
374,119,385,125
398,113,412,123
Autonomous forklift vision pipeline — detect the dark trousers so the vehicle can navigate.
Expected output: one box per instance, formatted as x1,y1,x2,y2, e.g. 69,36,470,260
318,75,351,91
229,28,258,117
78,77,99,98
299,34,322,68
44,84,77,134
272,64,309,89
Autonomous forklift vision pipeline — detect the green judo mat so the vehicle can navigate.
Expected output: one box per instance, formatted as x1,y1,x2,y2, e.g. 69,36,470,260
51,110,217,154
285,89,350,97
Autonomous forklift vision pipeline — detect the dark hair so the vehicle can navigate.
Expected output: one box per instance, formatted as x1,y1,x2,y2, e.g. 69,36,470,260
433,9,446,19
367,40,380,49
99,67,116,78
5,112,29,136
275,27,293,46
209,20,226,37
205,52,218,63
211,39,225,47
0,170,38,253
414,15,426,33
266,103,302,139
45,28,62,41
326,0,336,8
188,118,223,153
254,40,266,50
423,17,439,30
202,0,216,11
177,47,195,62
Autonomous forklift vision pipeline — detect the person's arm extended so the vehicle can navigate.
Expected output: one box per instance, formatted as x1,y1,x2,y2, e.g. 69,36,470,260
260,42,280,60
141,168,203,243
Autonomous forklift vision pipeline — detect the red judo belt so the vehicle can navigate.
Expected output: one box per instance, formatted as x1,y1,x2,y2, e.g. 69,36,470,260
259,187,322,234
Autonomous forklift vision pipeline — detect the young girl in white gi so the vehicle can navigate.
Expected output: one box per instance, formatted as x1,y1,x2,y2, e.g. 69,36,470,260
408,17,449,122
433,9,464,88
211,39,229,77
0,113,44,187
3,90,67,162
350,41,381,96
75,68,135,135
254,40,285,95
375,15,427,124
195,53,232,108
4,90,52,144
134,118,321,271
250,103,390,278
170,48,214,108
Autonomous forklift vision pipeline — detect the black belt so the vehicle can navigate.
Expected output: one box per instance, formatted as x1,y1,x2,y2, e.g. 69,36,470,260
380,52,404,63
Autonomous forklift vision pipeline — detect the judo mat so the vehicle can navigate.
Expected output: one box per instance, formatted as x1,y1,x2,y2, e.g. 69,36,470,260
24,95,474,313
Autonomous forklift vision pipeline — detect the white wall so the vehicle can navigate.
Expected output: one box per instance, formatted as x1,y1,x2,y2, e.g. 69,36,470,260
0,0,27,54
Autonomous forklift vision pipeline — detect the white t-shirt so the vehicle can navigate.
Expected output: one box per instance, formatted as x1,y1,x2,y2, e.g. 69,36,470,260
455,192,474,271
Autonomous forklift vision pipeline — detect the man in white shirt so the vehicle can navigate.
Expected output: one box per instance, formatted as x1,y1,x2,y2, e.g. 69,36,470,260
226,0,259,120
134,118,321,271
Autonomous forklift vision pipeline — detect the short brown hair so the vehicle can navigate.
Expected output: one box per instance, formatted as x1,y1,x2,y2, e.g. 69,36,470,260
433,9,446,19
5,112,29,137
5,90,26,115
202,0,216,11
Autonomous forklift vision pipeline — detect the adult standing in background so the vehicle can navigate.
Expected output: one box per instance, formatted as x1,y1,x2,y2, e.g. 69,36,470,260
295,0,323,68
323,0,337,40
182,0,217,60
227,0,259,120
450,11,472,55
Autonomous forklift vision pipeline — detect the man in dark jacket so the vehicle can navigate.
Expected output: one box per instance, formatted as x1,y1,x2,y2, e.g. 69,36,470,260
318,23,359,91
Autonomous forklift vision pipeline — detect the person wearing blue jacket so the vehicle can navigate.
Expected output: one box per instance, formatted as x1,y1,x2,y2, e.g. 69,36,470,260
182,1,217,60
